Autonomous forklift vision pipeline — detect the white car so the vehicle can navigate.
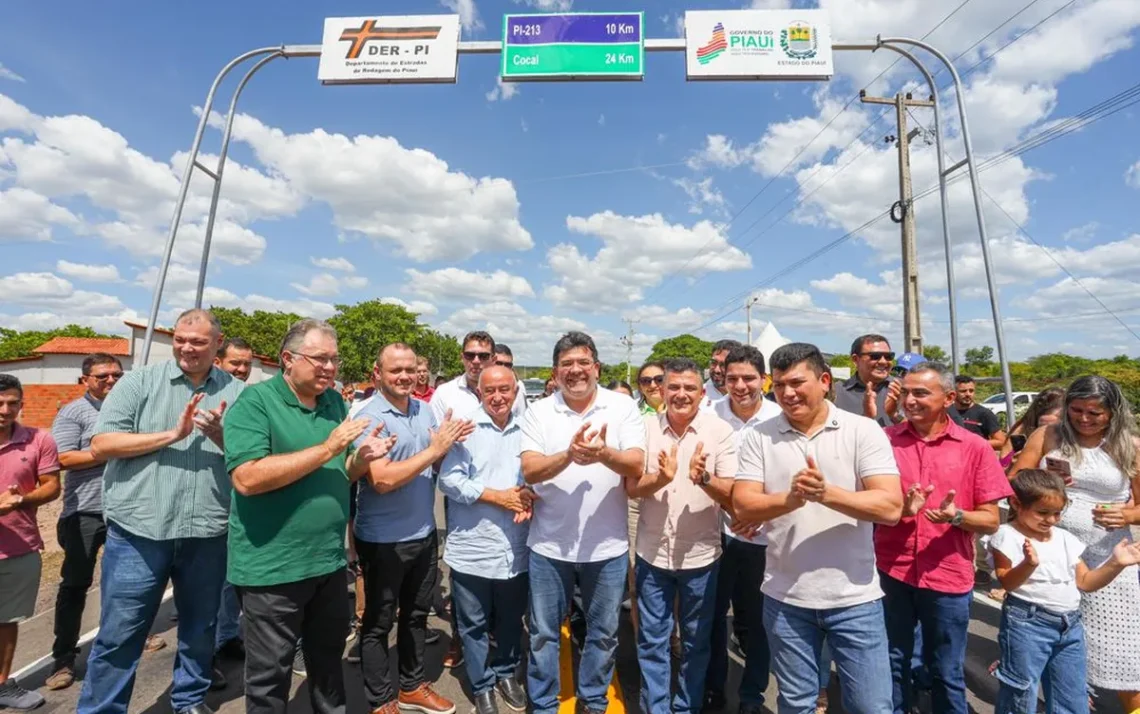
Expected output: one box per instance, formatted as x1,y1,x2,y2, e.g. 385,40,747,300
981,392,1039,418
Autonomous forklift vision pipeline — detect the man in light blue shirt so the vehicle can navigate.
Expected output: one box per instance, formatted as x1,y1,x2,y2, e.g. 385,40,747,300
439,366,534,714
353,343,473,714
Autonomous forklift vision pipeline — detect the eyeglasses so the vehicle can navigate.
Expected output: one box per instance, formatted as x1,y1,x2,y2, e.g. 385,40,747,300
638,375,664,386
859,351,895,362
89,372,124,382
463,351,493,362
294,352,341,368
496,360,514,369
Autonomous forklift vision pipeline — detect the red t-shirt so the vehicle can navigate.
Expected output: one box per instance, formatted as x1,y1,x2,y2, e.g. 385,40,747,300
412,386,435,403
0,425,61,559
875,419,1012,594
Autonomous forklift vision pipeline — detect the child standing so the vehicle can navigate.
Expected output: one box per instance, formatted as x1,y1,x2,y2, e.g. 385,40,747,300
990,469,1140,714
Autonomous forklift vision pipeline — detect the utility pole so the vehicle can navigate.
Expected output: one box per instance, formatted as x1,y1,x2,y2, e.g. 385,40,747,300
860,90,934,355
745,295,759,345
620,318,639,384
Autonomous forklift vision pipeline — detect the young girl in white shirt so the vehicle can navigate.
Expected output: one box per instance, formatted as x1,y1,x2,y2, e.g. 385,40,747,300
989,469,1140,714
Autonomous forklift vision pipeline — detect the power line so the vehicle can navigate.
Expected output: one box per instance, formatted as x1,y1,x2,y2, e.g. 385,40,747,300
689,79,1140,335
641,1,978,304
953,0,1080,82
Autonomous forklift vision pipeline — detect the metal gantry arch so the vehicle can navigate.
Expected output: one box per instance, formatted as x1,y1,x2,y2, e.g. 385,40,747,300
142,33,1017,419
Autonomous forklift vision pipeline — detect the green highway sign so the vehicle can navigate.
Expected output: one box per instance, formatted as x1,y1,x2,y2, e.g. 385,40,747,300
501,12,644,81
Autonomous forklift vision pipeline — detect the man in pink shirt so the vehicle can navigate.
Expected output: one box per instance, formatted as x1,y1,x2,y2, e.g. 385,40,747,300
875,362,1011,714
0,373,62,710
626,358,737,714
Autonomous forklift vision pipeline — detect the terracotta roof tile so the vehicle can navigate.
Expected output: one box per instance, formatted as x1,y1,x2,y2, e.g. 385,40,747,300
34,337,131,356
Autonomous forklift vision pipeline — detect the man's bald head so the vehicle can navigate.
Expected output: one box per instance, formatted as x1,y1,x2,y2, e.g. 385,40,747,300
478,365,517,390
478,365,518,422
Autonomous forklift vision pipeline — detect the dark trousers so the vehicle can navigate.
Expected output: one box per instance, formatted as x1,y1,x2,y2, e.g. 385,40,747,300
707,537,770,706
358,532,438,708
880,571,972,714
240,569,351,714
53,513,107,662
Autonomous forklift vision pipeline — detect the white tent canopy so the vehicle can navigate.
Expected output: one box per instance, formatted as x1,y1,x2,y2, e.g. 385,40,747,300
752,322,790,366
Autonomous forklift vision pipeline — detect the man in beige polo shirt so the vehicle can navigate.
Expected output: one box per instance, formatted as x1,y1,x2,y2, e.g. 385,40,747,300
733,343,902,714
626,358,737,714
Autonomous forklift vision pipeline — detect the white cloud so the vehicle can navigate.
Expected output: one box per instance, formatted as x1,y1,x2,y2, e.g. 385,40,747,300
1061,222,1098,243
630,305,715,332
0,63,25,83
291,272,368,297
0,187,80,241
435,301,591,365
515,0,573,9
0,271,135,331
544,211,751,312
0,94,36,133
672,176,727,215
56,260,121,283
379,297,439,317
688,135,747,170
404,267,535,302
217,109,533,262
486,77,520,102
310,256,355,272
598,114,606,126
1127,159,1140,189
440,0,482,32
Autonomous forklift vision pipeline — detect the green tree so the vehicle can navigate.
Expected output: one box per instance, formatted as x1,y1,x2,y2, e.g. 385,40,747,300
328,300,427,383
964,345,995,371
647,334,714,368
599,362,632,387
0,325,113,361
827,354,854,369
922,344,948,363
408,329,463,379
210,306,302,358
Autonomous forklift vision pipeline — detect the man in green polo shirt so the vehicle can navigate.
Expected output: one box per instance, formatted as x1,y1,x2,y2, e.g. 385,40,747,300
223,318,396,714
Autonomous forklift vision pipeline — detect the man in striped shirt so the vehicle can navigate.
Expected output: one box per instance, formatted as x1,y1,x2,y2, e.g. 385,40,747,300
77,309,245,714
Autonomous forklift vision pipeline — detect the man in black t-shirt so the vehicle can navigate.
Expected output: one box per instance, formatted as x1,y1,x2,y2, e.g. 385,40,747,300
948,375,1005,449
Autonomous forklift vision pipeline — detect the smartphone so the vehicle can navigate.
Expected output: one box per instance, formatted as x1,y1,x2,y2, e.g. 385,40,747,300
1045,456,1073,485
1010,434,1027,453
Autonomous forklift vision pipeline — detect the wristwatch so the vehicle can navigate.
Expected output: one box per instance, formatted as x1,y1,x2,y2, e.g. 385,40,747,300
950,510,965,527
699,471,712,486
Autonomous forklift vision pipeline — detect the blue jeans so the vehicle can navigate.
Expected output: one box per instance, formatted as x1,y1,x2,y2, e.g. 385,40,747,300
881,573,971,714
78,522,227,714
635,557,719,714
215,580,242,650
707,538,770,706
527,551,626,714
451,570,529,695
994,596,1087,714
764,597,892,714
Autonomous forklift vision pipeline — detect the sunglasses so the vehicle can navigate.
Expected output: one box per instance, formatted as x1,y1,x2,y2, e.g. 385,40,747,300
90,372,124,382
496,360,514,369
859,351,895,362
463,351,493,362
638,375,665,386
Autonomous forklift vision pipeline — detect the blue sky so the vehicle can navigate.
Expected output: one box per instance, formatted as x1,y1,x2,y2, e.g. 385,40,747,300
2,0,1139,365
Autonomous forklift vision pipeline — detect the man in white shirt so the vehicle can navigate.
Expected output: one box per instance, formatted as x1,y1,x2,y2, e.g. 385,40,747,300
733,342,903,714
520,332,646,714
432,332,526,424
705,345,782,714
700,340,741,411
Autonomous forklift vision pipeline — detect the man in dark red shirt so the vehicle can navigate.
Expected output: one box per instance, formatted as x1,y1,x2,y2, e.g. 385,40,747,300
875,362,1011,714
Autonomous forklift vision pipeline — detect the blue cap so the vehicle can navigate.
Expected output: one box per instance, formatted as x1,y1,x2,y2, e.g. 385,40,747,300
896,352,926,372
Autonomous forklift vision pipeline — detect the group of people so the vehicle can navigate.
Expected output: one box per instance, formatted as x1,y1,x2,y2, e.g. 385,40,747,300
0,311,1138,714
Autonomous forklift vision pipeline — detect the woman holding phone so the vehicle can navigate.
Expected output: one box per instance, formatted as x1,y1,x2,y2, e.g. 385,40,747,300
999,387,1065,469
1011,375,1140,711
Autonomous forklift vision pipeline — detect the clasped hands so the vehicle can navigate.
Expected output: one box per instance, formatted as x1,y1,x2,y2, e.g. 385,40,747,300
569,422,609,466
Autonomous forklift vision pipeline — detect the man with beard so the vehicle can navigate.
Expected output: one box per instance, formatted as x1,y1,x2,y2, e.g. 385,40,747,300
700,340,741,411
705,345,782,714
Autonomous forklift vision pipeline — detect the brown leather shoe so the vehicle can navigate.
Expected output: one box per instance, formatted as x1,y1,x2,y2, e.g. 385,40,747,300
398,684,456,714
372,701,400,714
45,662,76,690
143,634,167,653
441,640,463,669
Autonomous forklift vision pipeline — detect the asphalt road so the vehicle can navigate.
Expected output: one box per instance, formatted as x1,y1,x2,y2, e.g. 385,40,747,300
13,572,1130,714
